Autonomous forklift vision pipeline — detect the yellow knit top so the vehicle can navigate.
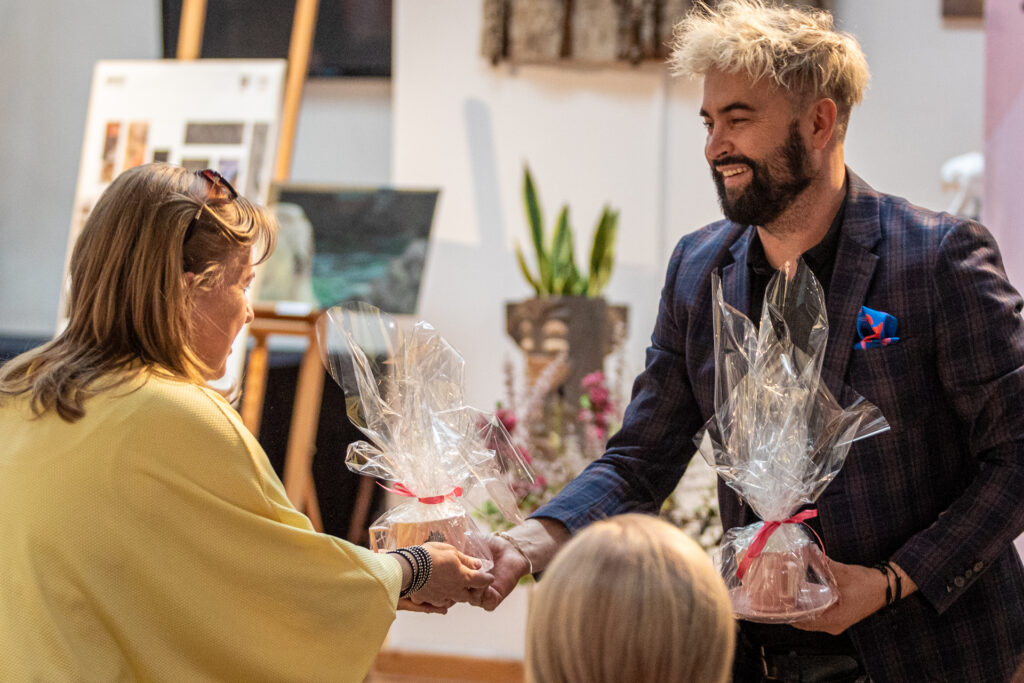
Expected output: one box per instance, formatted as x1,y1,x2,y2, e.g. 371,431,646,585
0,371,401,682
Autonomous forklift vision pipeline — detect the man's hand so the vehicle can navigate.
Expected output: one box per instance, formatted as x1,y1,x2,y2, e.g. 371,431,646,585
792,558,917,635
479,518,571,611
480,532,531,611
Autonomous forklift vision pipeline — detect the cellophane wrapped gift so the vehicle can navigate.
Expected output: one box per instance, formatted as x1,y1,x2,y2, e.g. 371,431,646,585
316,302,533,571
695,260,890,623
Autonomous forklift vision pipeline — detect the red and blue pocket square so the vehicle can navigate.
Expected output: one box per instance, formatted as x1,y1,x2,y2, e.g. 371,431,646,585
855,306,900,349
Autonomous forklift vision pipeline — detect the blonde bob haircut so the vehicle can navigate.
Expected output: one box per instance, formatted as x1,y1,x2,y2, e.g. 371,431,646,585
0,163,275,422
526,514,735,683
670,0,869,140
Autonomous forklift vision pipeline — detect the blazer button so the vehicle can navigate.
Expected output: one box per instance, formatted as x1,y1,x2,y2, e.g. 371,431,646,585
965,569,973,579
954,576,966,588
974,561,984,572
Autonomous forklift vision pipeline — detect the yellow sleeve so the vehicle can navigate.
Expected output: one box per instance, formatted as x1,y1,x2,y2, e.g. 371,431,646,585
103,379,401,682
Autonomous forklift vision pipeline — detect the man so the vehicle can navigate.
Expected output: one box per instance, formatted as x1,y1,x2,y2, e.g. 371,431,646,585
483,1,1024,681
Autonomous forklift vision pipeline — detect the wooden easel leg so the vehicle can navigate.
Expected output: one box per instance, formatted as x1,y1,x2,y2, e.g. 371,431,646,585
283,337,326,531
241,333,270,437
347,476,377,545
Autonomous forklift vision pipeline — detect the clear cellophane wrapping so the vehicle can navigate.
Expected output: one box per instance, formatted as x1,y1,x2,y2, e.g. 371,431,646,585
695,260,889,623
316,302,533,571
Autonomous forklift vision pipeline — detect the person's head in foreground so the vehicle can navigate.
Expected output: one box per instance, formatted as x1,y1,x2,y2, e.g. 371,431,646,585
0,162,275,418
670,0,868,230
526,514,735,683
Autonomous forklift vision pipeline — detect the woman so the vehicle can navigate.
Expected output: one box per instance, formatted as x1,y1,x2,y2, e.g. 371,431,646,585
526,514,735,683
0,163,491,682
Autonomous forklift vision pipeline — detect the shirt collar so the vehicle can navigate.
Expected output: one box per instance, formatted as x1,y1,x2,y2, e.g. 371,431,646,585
746,194,847,276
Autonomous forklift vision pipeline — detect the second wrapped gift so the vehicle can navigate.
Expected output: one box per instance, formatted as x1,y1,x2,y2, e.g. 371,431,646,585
696,260,890,623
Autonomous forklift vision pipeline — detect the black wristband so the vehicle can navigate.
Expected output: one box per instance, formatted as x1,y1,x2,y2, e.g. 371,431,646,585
874,562,894,607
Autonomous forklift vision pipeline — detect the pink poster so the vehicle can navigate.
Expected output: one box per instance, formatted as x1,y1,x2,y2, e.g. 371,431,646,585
983,2,1024,291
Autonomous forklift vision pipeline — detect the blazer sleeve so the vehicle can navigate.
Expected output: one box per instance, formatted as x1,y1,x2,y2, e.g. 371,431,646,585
532,239,707,532
890,220,1024,614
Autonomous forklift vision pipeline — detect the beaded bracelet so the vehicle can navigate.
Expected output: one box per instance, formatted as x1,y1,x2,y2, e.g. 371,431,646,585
389,546,433,598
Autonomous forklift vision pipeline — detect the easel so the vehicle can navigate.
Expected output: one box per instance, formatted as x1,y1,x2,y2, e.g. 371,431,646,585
177,0,382,538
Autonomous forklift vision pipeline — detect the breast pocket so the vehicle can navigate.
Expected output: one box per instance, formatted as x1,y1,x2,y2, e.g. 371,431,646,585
844,340,929,429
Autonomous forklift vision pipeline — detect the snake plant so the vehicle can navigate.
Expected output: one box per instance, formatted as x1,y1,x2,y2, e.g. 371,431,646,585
515,165,619,297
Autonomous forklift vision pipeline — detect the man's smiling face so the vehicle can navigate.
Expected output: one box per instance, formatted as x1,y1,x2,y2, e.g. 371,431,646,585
700,68,814,228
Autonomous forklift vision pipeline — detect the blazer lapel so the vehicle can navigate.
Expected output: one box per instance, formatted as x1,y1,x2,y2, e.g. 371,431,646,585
720,226,755,316
821,172,882,395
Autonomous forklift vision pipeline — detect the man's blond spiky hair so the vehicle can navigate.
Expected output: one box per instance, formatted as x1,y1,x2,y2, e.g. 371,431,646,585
670,0,869,139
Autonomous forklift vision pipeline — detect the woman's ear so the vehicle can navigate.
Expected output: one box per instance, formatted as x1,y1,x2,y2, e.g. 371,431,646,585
182,271,196,289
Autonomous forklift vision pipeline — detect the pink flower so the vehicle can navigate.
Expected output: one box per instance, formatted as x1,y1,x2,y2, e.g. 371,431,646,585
582,371,606,390
495,407,518,434
588,384,610,409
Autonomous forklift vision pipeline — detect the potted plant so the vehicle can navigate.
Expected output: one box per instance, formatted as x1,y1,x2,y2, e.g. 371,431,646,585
506,165,628,449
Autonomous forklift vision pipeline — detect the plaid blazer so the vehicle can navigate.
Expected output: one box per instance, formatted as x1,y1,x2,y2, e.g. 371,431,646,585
535,171,1024,682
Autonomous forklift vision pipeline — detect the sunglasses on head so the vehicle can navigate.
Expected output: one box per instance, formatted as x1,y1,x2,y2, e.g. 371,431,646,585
184,168,239,245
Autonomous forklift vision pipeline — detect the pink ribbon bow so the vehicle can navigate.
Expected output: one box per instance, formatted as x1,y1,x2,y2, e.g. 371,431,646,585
380,481,463,505
736,509,825,580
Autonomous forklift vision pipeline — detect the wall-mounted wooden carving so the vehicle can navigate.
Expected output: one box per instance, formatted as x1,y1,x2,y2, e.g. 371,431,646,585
481,0,828,67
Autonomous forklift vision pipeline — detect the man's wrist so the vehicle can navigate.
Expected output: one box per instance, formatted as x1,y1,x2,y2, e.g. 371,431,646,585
505,517,571,573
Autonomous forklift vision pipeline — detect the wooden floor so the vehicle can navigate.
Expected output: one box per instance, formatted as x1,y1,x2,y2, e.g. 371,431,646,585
366,651,523,682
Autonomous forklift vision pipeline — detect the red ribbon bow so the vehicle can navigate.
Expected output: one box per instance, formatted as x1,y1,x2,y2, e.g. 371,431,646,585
380,482,463,505
736,509,825,580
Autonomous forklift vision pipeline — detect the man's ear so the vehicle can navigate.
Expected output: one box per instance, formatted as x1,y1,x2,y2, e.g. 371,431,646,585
809,98,838,150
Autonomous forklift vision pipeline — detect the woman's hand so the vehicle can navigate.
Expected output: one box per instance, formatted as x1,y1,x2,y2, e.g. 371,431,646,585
397,597,451,614
407,542,494,608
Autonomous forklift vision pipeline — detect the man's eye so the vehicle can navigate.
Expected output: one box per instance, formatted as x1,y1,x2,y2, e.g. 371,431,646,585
702,120,713,130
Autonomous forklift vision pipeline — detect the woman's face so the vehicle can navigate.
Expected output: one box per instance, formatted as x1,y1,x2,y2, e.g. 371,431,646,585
188,249,255,379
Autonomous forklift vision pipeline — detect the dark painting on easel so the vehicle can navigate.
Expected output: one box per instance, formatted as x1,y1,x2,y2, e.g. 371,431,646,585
263,185,439,315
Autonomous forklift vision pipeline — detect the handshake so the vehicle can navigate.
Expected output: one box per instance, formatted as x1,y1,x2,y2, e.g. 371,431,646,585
391,522,558,614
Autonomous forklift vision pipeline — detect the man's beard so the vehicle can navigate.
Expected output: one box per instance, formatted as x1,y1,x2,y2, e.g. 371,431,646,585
712,120,813,228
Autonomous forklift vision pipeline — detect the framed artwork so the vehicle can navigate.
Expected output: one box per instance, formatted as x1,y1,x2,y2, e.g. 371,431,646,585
261,184,440,315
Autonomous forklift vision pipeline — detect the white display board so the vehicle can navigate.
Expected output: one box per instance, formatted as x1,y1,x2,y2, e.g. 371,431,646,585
61,59,287,384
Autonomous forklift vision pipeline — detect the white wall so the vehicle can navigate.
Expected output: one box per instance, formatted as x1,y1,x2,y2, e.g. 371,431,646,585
0,2,161,337
839,4,985,211
0,3,392,337
393,0,985,409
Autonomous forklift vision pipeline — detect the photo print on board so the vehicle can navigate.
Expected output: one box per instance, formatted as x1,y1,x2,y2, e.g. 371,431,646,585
184,122,245,145
218,158,240,184
100,122,121,182
181,158,211,173
123,122,149,170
